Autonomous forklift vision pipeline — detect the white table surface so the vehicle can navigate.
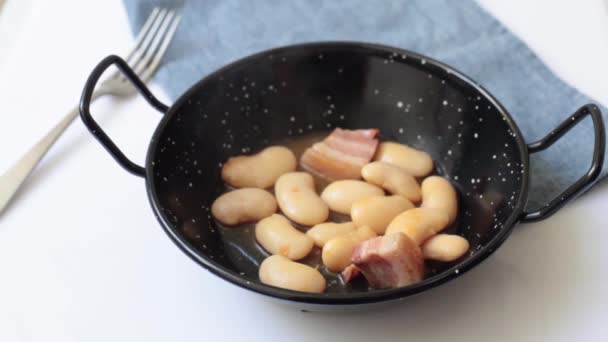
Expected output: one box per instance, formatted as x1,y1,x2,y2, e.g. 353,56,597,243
1,1,607,341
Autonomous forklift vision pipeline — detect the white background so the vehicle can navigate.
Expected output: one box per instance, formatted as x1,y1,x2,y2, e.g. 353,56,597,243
0,1,607,341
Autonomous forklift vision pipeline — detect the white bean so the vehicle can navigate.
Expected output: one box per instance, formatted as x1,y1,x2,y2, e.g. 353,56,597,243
421,176,458,224
374,142,434,177
306,222,357,248
421,234,469,262
255,214,314,260
351,195,414,234
211,188,277,226
320,180,384,214
361,161,422,202
275,172,329,226
222,146,297,188
259,255,326,293
322,226,377,272
385,208,450,245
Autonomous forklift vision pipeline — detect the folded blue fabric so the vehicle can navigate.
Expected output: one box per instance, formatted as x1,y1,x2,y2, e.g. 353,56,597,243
122,0,606,209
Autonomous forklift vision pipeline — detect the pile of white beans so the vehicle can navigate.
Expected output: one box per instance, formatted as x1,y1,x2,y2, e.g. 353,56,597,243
211,141,469,293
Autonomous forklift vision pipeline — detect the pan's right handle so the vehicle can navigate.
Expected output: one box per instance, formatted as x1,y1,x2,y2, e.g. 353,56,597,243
520,104,605,222
79,55,168,177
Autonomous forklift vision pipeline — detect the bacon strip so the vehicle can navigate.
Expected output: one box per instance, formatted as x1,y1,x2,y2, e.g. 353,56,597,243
341,264,361,283
300,128,379,180
351,233,424,289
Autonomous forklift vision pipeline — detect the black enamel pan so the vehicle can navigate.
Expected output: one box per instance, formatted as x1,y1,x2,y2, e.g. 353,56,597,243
79,42,605,309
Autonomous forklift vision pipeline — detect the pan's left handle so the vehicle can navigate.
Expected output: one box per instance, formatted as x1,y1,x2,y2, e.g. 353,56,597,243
521,104,605,222
79,55,168,178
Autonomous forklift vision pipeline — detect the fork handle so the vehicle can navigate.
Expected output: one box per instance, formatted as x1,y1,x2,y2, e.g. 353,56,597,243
0,92,103,215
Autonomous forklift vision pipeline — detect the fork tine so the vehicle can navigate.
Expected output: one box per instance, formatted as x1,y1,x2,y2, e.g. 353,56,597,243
123,7,160,63
108,7,166,81
124,8,168,68
132,10,176,75
139,14,181,82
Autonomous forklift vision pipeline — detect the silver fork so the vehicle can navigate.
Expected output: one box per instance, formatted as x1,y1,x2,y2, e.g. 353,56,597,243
0,7,181,215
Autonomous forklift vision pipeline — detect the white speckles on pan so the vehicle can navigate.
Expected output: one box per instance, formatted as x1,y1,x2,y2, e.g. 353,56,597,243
147,47,527,292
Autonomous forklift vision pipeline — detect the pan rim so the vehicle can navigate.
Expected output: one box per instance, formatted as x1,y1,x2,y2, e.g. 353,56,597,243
145,41,529,305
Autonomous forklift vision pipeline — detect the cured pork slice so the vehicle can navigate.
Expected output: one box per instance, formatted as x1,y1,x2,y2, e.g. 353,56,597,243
300,128,379,180
341,264,361,283
351,233,424,289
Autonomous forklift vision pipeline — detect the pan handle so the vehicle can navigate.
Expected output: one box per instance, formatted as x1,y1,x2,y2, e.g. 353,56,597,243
520,104,605,222
79,55,168,178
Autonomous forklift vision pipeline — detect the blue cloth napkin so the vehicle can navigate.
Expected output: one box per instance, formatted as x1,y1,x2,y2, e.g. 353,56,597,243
122,0,607,209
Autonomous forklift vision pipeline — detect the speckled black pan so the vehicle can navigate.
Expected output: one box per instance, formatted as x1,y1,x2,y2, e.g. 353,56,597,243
80,42,605,309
